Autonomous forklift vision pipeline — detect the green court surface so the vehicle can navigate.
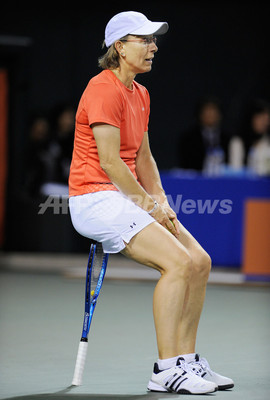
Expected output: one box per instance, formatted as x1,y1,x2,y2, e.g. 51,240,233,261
0,266,269,400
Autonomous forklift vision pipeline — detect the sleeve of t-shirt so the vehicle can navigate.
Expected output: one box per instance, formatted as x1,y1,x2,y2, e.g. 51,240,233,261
144,88,150,132
83,82,123,128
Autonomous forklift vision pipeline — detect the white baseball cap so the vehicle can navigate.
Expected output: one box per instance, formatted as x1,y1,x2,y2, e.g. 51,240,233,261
105,11,169,47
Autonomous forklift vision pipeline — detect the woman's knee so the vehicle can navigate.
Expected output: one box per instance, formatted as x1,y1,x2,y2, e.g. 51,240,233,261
193,249,212,279
164,249,193,282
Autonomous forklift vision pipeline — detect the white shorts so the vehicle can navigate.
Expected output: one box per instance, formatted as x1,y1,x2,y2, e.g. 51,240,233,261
69,191,155,253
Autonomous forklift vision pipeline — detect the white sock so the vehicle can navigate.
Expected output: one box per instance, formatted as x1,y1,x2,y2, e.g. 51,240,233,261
178,352,196,363
158,356,179,370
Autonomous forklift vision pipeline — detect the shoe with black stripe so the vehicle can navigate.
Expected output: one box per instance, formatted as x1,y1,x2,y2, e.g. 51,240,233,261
147,358,217,394
188,354,234,390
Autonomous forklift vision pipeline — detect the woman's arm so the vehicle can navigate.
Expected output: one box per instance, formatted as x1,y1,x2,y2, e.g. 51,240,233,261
92,123,173,230
135,132,167,203
136,132,180,235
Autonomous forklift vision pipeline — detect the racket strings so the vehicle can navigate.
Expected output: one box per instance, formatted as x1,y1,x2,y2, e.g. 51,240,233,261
90,244,107,300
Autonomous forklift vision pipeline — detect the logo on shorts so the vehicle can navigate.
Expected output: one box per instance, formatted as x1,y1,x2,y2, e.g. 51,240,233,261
130,222,137,229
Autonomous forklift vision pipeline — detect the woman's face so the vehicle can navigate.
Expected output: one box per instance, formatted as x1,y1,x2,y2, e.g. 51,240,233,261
199,104,221,127
120,35,158,74
251,111,270,135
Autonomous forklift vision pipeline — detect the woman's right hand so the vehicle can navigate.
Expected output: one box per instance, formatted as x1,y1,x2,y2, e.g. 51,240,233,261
150,203,178,238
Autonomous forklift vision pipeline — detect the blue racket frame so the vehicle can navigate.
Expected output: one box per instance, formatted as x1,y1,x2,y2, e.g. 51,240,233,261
81,242,109,341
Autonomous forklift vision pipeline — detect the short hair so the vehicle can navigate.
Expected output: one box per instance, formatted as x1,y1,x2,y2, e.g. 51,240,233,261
98,42,120,69
98,36,129,70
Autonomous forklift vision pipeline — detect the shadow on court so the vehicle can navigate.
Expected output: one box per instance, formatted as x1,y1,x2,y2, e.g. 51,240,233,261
1,396,169,400
2,394,219,400
1,396,217,400
1,387,218,400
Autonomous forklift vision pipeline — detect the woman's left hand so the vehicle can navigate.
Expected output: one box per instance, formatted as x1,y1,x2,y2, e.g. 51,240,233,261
161,199,180,238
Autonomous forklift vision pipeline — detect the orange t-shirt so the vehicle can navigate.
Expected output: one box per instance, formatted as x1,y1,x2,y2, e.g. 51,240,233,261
69,69,150,196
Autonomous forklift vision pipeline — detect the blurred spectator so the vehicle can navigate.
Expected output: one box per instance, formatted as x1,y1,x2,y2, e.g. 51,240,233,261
25,104,75,197
178,96,230,174
229,98,270,176
39,104,75,196
25,112,51,196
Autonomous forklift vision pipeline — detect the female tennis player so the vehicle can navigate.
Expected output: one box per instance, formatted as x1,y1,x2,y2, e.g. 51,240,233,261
69,11,234,395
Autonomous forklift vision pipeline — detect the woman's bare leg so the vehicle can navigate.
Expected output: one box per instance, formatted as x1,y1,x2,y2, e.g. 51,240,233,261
122,221,193,359
122,220,211,360
175,221,211,355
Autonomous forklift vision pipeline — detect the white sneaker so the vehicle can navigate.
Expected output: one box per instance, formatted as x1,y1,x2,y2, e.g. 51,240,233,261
147,358,217,394
189,354,234,390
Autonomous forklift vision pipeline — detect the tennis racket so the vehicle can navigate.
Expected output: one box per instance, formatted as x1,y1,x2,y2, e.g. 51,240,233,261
72,241,109,386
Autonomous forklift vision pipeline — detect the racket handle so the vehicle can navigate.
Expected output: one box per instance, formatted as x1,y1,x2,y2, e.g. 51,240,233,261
72,340,88,386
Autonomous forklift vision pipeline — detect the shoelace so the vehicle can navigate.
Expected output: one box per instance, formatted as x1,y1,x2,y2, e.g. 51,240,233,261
189,357,210,376
176,358,197,374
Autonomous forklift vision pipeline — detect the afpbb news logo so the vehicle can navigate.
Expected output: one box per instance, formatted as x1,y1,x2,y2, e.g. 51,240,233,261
38,194,233,215
166,195,233,215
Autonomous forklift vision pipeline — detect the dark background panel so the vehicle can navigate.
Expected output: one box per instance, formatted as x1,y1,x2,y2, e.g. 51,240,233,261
1,1,269,252
1,1,270,168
